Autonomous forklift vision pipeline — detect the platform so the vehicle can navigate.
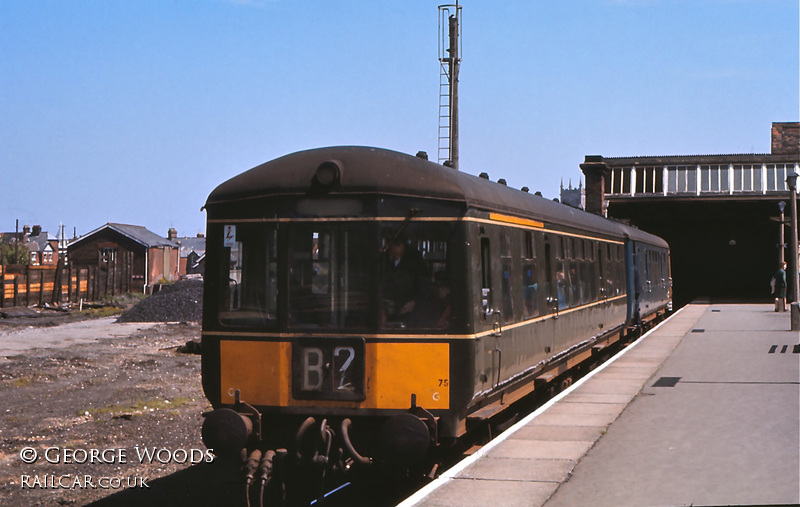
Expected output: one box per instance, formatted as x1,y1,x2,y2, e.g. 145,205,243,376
400,304,800,507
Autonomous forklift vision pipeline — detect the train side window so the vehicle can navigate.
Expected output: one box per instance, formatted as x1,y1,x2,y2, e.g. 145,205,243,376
555,236,570,310
500,229,512,257
605,242,617,297
522,231,538,318
617,245,625,294
227,241,242,311
598,242,607,298
655,251,660,283
574,238,587,305
566,237,580,308
610,242,618,296
500,230,514,324
480,237,492,315
219,224,278,327
522,230,536,259
617,244,623,293
584,239,596,303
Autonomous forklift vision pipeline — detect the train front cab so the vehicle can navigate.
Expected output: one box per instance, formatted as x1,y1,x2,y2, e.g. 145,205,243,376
200,196,481,470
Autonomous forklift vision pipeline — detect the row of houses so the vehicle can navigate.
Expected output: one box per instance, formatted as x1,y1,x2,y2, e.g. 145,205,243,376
0,225,61,266
0,223,205,294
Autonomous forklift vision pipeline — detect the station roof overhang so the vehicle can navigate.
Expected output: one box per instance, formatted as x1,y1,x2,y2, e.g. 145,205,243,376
606,193,794,205
601,153,799,167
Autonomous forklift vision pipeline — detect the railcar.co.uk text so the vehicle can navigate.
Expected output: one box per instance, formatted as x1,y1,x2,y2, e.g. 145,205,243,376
18,446,214,490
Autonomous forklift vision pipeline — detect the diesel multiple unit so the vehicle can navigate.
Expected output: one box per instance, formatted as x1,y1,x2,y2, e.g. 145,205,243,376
199,146,671,502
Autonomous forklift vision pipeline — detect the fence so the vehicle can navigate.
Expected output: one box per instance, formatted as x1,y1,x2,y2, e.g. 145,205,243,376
0,253,135,307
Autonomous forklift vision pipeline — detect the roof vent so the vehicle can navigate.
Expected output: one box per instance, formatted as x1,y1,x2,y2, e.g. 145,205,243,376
479,172,489,179
521,186,529,193
498,179,507,185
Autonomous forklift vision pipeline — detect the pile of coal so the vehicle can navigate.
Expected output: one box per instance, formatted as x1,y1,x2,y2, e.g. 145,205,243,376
117,279,203,323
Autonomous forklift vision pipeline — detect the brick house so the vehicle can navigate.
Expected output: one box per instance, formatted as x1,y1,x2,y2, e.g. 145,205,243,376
24,225,59,266
67,223,180,294
167,229,206,276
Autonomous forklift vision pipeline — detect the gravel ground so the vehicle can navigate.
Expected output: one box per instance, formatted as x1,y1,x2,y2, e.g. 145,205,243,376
0,303,245,506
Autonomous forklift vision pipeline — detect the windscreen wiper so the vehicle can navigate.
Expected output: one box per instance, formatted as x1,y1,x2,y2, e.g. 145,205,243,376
380,208,420,253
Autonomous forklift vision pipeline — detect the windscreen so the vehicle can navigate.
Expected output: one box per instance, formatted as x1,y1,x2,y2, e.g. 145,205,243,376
217,220,455,331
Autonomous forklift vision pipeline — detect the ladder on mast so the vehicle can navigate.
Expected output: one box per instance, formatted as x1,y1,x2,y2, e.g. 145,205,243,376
438,3,461,168
438,60,451,166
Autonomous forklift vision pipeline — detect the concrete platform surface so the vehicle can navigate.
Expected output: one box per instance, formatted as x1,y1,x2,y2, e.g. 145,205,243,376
401,305,800,507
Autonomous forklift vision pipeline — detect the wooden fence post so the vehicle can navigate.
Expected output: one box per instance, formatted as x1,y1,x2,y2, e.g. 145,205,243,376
110,256,116,297
91,265,97,301
96,251,103,298
52,258,62,305
0,260,4,309
76,268,82,301
130,251,134,293
25,265,30,307
67,263,73,303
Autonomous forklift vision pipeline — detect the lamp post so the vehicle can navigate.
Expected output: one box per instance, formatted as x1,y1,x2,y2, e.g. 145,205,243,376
786,171,799,330
779,201,786,265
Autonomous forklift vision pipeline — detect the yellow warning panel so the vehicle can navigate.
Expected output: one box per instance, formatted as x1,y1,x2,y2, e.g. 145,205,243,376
219,340,290,406
367,342,450,410
219,340,450,410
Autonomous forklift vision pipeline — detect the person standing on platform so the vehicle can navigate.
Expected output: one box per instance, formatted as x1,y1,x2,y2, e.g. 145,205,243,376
772,261,788,312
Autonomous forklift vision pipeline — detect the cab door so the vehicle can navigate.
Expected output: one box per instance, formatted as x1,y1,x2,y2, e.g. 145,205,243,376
473,235,498,393
541,234,558,358
480,236,504,389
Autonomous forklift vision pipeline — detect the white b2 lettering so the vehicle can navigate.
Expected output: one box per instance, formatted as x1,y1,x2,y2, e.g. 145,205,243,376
334,346,355,390
302,347,324,391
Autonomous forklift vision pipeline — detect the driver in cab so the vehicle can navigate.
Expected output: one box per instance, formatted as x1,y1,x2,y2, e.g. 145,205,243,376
381,233,422,327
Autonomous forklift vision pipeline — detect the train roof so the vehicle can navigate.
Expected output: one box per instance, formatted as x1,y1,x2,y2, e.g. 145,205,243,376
206,146,667,248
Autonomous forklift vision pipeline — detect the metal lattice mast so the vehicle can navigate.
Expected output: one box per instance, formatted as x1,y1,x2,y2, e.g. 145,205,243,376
438,3,461,169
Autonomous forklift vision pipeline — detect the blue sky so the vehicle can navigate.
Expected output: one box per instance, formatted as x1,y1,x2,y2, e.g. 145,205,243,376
2,0,798,240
